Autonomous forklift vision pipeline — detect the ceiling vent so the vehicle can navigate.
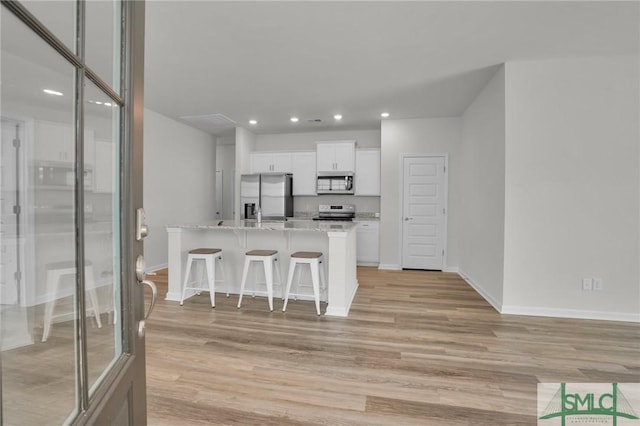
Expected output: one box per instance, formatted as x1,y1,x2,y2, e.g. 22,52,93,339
180,113,237,134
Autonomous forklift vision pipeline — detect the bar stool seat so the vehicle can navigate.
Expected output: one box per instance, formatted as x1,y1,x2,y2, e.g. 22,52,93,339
180,248,227,308
237,250,281,311
42,260,102,342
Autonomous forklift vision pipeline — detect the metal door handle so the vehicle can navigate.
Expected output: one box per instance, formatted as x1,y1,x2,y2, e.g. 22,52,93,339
140,279,157,321
404,217,413,221
137,279,157,338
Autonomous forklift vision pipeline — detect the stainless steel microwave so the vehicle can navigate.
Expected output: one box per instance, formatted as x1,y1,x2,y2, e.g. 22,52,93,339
316,172,354,194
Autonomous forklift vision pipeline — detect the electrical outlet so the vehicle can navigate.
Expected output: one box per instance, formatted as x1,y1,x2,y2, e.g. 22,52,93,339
593,278,603,291
582,278,593,291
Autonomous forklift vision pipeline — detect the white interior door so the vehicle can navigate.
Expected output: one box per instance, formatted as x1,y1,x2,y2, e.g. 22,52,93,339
401,156,447,270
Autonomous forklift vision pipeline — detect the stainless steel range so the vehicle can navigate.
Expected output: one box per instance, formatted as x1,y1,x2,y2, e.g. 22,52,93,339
313,204,355,221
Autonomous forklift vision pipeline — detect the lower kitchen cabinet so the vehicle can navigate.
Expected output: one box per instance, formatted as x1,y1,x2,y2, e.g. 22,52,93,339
356,221,379,266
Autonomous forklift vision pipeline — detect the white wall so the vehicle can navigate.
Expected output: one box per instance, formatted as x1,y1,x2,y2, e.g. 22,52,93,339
503,55,639,320
255,129,380,151
143,108,216,269
379,118,462,269
215,142,235,219
458,66,506,308
234,127,256,220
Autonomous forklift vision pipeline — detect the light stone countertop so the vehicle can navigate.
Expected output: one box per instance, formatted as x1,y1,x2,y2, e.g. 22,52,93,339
167,219,357,232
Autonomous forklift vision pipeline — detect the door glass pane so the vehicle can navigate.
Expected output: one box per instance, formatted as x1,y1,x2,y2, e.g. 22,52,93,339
83,79,122,395
86,0,122,94
1,9,79,425
21,0,76,53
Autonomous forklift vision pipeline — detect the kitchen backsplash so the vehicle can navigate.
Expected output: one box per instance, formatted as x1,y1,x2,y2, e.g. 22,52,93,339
293,195,380,217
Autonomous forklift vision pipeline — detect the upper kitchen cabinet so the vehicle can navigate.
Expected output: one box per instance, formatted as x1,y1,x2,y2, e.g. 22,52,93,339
33,120,95,167
291,151,316,196
316,140,355,172
250,152,292,173
355,149,381,196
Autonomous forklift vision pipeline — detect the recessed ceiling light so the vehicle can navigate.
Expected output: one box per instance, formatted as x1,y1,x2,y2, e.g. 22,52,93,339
95,101,103,105
380,112,390,118
104,102,112,107
43,89,63,96
290,117,299,123
334,114,342,120
249,120,257,125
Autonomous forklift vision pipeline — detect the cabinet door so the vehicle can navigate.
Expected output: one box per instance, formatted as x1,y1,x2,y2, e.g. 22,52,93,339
250,153,273,173
33,121,72,162
271,152,292,172
334,142,355,171
291,152,316,196
355,149,381,196
316,143,335,172
94,140,114,193
356,222,380,264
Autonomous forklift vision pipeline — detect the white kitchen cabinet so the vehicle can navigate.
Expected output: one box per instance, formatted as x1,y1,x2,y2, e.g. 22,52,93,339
33,120,95,166
34,120,71,162
291,151,316,195
355,149,381,196
250,152,292,173
94,139,115,193
316,140,355,172
356,221,380,265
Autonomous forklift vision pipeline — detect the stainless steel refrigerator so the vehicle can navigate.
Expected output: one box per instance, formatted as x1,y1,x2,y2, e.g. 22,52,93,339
240,173,293,220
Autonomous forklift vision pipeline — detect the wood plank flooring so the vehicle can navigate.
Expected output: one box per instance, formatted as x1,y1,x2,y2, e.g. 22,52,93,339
146,267,640,425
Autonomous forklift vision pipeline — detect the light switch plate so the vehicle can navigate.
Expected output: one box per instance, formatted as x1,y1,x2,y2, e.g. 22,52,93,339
582,278,593,291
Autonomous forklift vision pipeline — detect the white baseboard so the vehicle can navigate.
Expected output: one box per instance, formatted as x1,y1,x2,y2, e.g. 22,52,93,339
378,264,401,271
325,280,359,317
500,305,640,323
147,263,168,273
165,291,182,302
457,268,503,312
357,262,379,267
443,266,459,273
455,268,639,323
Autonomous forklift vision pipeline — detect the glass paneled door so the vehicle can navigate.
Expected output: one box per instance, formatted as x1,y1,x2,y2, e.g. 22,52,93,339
0,1,150,424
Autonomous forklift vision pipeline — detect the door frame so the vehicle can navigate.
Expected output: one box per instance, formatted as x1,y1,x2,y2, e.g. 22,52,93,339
1,1,148,424
79,0,147,424
399,153,449,270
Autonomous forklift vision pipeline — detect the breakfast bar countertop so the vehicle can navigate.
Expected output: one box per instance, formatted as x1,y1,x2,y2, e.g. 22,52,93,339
167,219,358,232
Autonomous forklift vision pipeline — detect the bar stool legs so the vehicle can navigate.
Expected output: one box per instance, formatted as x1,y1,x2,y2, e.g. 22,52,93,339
237,250,281,311
283,252,325,315
42,261,102,342
180,248,225,307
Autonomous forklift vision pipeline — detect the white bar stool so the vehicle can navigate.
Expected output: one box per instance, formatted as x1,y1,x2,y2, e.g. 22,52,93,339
180,248,227,308
42,260,102,342
282,251,326,315
237,250,282,311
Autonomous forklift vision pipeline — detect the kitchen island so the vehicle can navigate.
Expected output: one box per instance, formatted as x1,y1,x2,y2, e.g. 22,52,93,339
165,220,358,316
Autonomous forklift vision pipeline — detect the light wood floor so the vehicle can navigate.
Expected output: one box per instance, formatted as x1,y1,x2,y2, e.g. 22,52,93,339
146,267,639,425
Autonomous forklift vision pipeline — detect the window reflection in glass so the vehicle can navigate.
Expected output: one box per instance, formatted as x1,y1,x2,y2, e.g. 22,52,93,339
86,0,122,94
83,79,122,395
1,9,79,425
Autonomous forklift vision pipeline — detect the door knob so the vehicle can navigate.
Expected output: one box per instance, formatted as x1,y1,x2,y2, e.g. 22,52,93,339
135,255,157,337
404,217,413,221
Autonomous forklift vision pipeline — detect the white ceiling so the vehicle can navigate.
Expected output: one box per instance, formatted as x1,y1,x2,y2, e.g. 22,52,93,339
144,1,639,136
